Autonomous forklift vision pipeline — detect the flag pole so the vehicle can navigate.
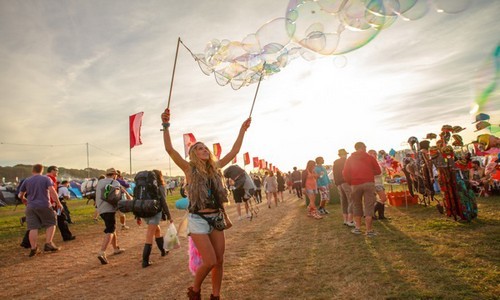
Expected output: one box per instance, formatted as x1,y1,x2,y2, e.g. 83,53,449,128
129,148,132,176
167,37,181,109
249,64,265,118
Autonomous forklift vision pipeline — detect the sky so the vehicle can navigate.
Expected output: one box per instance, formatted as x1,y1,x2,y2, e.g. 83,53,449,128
0,0,499,178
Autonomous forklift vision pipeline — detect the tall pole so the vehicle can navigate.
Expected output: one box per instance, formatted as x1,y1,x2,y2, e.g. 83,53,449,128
86,142,90,178
130,148,132,177
167,37,181,109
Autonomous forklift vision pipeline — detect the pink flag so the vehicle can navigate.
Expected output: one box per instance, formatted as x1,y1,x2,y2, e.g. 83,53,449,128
183,133,197,158
213,143,222,160
129,112,144,149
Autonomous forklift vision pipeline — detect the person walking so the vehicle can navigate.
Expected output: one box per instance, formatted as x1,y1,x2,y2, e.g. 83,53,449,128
276,171,286,202
252,175,262,204
343,142,382,237
95,168,130,265
291,167,303,199
139,169,173,268
58,180,75,225
46,166,75,241
302,160,322,219
264,171,278,208
161,107,251,300
18,164,62,256
333,149,354,226
368,150,388,220
315,157,331,214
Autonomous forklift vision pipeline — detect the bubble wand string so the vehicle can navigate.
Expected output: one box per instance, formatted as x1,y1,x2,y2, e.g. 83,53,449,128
167,37,181,109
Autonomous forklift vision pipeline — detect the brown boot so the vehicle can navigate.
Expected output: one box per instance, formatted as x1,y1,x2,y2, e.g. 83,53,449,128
187,287,201,300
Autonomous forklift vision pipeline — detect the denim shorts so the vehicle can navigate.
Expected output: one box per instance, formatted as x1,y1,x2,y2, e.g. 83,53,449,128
305,189,317,195
143,211,162,225
188,213,220,235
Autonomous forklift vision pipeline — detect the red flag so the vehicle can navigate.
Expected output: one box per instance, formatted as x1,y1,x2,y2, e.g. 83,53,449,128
129,112,144,149
213,143,222,160
243,152,250,166
253,157,259,168
264,160,268,169
259,159,265,169
183,133,197,158
232,156,237,164
269,163,273,171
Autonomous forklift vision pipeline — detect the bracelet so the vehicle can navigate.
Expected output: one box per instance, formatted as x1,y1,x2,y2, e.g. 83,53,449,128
162,122,170,129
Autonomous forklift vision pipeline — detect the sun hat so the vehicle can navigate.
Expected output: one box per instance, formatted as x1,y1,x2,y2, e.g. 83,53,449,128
338,149,348,156
472,113,490,123
474,121,491,132
106,168,117,175
452,126,466,133
423,133,437,140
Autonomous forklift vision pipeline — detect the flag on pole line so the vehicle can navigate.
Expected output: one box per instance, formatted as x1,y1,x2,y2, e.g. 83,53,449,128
243,152,250,166
253,157,259,168
129,112,144,149
183,133,197,158
213,143,222,160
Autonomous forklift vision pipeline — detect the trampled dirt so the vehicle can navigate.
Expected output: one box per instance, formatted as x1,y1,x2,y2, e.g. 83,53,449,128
0,193,384,299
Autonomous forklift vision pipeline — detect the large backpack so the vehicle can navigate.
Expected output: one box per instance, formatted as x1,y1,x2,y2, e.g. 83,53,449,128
102,180,122,206
81,178,98,201
118,170,161,218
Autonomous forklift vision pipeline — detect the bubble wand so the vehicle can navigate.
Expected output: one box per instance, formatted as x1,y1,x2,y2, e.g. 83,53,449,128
249,64,265,118
167,37,181,109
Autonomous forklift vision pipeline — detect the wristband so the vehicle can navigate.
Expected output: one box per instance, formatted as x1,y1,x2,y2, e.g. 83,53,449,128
162,122,170,129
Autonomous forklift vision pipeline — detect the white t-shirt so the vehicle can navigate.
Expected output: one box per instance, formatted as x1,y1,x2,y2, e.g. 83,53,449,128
58,186,70,199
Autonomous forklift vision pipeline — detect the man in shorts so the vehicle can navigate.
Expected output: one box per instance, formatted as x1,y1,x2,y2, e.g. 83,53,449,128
343,142,382,237
95,168,126,264
231,179,251,221
18,164,63,257
315,157,332,214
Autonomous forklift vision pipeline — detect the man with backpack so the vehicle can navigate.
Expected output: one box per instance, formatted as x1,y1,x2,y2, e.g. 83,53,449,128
94,168,131,265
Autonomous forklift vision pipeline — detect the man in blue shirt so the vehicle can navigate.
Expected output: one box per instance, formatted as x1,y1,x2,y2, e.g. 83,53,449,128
18,164,63,257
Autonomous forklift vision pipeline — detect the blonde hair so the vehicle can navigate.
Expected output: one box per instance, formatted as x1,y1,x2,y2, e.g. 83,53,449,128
153,169,165,186
188,142,219,176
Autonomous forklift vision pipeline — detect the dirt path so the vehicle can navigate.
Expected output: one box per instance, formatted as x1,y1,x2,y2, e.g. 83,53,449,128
3,193,337,299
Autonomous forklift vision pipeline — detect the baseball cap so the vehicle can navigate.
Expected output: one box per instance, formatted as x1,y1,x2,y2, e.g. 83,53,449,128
472,113,490,123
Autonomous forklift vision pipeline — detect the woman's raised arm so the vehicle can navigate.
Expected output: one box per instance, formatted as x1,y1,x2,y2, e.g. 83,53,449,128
161,108,190,172
219,117,252,168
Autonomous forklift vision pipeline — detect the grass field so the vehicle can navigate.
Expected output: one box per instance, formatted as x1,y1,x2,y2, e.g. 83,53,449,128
0,192,498,299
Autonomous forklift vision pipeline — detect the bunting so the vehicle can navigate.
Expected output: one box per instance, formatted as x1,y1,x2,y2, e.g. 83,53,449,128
213,143,222,160
183,133,197,158
253,157,259,168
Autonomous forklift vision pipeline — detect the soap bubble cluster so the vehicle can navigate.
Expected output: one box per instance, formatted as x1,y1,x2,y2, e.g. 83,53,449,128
190,0,471,89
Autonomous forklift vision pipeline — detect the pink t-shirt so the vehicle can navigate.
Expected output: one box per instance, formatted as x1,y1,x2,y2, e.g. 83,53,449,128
305,171,317,190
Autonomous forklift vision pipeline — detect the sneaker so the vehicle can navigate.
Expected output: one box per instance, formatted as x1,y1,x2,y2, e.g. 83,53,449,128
346,221,356,227
97,253,108,265
113,247,125,255
351,228,362,235
29,247,41,257
323,208,330,214
121,225,130,230
43,243,61,252
366,230,378,237
63,236,76,242
246,213,252,219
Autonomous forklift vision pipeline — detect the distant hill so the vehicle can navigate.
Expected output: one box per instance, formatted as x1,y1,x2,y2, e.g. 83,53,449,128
0,164,109,183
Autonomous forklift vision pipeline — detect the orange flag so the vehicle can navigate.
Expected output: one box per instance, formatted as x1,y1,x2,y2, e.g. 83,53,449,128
243,152,250,166
253,157,259,168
